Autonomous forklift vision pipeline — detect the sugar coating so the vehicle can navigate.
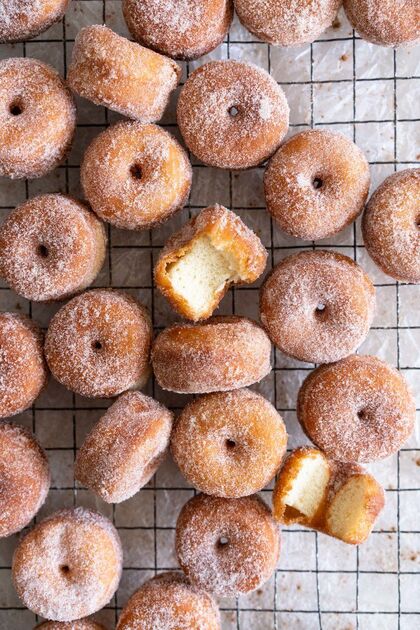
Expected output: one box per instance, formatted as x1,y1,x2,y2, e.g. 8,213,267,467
260,250,376,365
362,168,420,284
0,0,70,43
176,494,280,596
234,0,341,46
116,572,221,629
35,618,107,629
123,0,233,60
12,507,123,622
177,60,289,169
343,0,420,47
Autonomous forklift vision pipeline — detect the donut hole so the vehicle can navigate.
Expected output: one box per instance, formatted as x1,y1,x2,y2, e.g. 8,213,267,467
60,564,71,576
92,340,103,351
228,105,239,118
416,215,420,229
312,177,324,190
357,409,367,421
9,100,24,116
37,244,49,259
217,536,229,549
315,303,326,318
225,439,236,451
130,163,143,180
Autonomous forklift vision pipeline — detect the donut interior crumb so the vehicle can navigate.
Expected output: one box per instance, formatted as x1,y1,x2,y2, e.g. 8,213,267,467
327,476,375,542
282,452,330,521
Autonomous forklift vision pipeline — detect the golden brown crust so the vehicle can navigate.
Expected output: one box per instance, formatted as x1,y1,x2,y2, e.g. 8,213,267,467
152,316,272,393
67,25,181,122
35,620,107,630
343,0,420,47
0,0,71,43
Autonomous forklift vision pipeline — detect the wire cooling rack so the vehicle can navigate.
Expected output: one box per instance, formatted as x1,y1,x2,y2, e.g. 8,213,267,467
0,2,419,629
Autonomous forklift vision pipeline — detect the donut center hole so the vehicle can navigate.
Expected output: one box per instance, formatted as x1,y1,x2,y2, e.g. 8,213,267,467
416,215,420,229
92,340,103,351
357,409,367,421
315,303,326,317
37,244,49,258
60,565,70,576
217,536,229,549
312,177,323,190
228,105,239,118
225,439,236,450
130,163,143,180
9,100,23,116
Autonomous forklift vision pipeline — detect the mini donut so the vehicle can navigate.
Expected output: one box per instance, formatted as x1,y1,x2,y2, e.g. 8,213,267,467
273,447,385,545
116,572,221,629
81,122,192,231
35,621,106,630
343,0,420,47
298,355,416,463
171,389,287,498
75,391,173,503
0,58,76,179
260,250,376,364
264,129,371,241
0,422,50,538
0,194,107,302
155,204,268,321
152,316,272,394
44,289,152,398
177,60,289,170
0,0,70,43
67,25,181,122
234,0,342,46
362,169,420,284
122,0,234,61
12,507,122,622
0,312,48,418
176,493,280,596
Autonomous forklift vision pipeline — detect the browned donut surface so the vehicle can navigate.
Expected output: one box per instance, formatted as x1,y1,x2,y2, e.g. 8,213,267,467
234,0,341,46
343,0,420,47
260,251,376,364
298,355,416,463
152,316,272,393
0,194,107,302
176,494,280,596
0,58,76,179
177,60,289,169
0,0,70,43
362,169,420,284
12,508,122,622
116,572,221,629
0,422,50,538
35,620,107,630
123,0,233,60
264,129,370,241
45,289,152,398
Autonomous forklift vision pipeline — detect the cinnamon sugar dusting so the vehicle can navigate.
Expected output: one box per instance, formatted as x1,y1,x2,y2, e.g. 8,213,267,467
0,0,70,42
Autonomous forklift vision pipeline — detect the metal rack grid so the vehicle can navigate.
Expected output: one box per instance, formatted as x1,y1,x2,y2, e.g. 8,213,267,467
0,1,419,629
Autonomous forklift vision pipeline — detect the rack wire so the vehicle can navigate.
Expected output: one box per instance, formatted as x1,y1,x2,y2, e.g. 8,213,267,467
0,2,419,629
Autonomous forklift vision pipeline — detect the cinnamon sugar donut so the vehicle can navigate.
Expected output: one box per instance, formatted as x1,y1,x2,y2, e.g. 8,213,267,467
35,621,106,630
67,25,180,121
298,355,416,463
0,422,50,538
45,289,152,398
12,508,122,622
152,316,272,394
81,122,192,231
0,58,76,179
0,0,70,43
362,169,420,284
264,130,371,241
0,194,107,302
123,0,233,61
0,313,48,418
172,389,287,498
344,0,420,47
117,572,221,630
177,60,289,169
75,391,173,503
260,251,376,364
176,493,280,596
234,0,342,46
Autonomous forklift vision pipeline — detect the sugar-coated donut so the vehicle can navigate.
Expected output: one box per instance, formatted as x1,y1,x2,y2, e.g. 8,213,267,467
343,0,420,47
117,572,221,629
171,389,287,498
152,316,272,394
234,0,341,46
67,25,181,121
75,392,173,503
35,621,106,630
298,355,416,463
177,60,289,169
45,289,152,398
81,122,192,231
264,129,371,241
0,0,70,43
155,205,268,321
12,508,122,622
123,0,233,61
0,194,107,302
273,447,385,545
0,58,76,179
0,313,48,418
362,169,420,284
176,493,280,596
0,422,50,538
260,251,376,364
